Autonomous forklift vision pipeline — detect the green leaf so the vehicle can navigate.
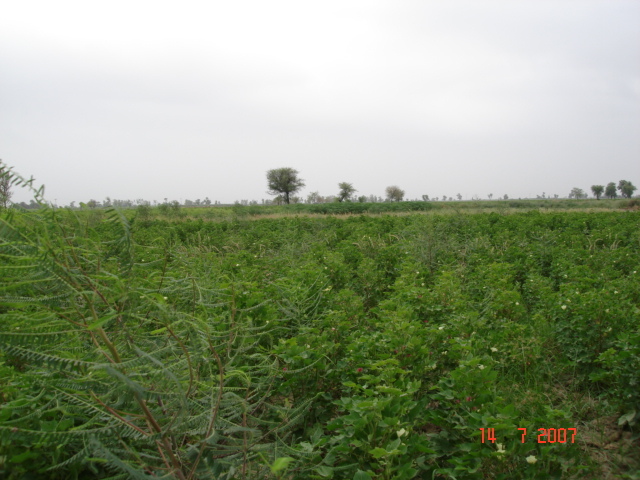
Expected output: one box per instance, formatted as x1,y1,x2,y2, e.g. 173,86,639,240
353,470,373,480
270,456,294,474
375,386,402,395
87,312,118,331
10,450,39,463
368,447,388,459
315,465,333,477
618,410,637,426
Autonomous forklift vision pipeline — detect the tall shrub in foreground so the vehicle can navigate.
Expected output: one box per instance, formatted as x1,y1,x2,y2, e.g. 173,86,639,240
0,171,301,479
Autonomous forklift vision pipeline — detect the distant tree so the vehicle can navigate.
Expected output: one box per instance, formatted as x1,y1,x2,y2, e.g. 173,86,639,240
337,182,356,202
136,204,152,220
86,199,99,208
306,192,319,204
422,195,429,201
568,187,587,199
357,195,367,203
203,197,212,206
266,168,305,204
605,182,617,199
503,194,509,200
618,180,637,198
0,161,14,209
487,193,493,200
591,185,604,200
385,186,405,202
158,203,170,215
456,193,462,201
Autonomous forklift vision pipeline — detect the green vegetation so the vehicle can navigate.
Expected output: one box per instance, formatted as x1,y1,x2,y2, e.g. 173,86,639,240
618,180,638,199
385,186,405,202
266,168,306,205
0,161,15,210
1,172,639,479
337,183,357,203
129,197,635,221
591,185,604,200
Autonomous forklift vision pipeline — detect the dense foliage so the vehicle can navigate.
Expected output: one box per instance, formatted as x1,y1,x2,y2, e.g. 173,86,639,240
1,197,639,478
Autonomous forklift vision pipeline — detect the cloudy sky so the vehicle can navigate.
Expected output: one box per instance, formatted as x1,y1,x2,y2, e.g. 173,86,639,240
2,0,639,205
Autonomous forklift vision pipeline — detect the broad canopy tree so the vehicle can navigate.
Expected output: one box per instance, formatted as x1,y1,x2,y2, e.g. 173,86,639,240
591,185,604,200
337,182,356,202
617,180,637,199
568,187,587,199
266,168,305,205
605,182,617,199
385,185,405,202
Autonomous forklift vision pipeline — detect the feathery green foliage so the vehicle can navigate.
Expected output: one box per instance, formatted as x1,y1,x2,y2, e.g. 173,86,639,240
1,167,639,479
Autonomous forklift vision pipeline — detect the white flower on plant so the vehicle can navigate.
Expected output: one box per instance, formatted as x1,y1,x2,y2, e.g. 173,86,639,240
561,305,567,310
397,428,407,437
491,347,498,353
496,443,506,454
515,302,519,305
526,455,537,464
605,309,610,313
438,325,445,330
163,296,168,300
478,364,485,370
614,290,618,294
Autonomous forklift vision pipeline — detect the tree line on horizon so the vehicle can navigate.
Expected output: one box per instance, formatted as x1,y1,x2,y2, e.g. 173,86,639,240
0,161,637,210
265,168,637,205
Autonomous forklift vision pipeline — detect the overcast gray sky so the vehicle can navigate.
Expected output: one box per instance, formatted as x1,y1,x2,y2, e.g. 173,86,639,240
2,0,639,205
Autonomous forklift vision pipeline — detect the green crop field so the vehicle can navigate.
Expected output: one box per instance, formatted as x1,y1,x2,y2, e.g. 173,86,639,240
1,200,639,479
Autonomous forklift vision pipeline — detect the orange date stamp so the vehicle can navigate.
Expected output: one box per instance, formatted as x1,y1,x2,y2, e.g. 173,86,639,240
480,427,577,443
